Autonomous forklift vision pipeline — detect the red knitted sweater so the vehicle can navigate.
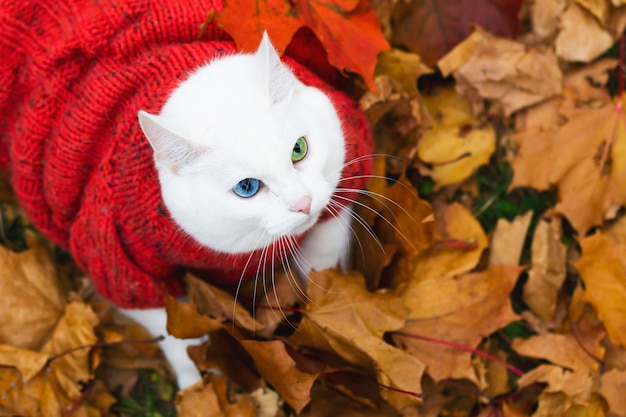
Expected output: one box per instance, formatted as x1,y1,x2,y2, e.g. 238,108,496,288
0,0,373,308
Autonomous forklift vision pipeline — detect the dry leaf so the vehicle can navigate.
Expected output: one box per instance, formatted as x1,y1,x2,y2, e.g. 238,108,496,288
291,270,424,408
523,217,567,322
176,374,256,417
405,202,488,284
397,266,521,382
600,368,626,415
165,295,224,339
511,98,626,234
555,3,614,63
489,211,533,266
240,340,318,413
0,234,66,350
576,232,626,346
438,26,563,116
417,86,496,187
186,273,265,332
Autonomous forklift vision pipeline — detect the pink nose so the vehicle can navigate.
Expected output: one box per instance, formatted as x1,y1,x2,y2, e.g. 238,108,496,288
292,195,312,215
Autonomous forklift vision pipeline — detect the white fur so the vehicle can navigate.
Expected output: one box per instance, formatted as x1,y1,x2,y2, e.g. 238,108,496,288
132,33,352,388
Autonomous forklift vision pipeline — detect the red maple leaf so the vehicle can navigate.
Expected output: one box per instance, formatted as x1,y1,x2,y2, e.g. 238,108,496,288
218,0,390,90
391,0,523,67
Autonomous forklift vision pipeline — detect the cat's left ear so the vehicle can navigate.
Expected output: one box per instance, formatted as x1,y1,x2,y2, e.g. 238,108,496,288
138,110,204,174
255,31,296,103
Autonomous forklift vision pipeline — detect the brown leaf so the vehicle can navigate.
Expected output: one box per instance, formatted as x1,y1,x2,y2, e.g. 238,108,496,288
0,300,99,416
489,211,533,267
291,269,424,408
600,368,626,416
186,273,265,332
522,217,567,322
240,340,318,413
391,0,523,67
438,27,563,116
511,98,626,234
555,3,614,63
165,295,224,339
397,267,521,382
0,233,66,350
404,202,488,287
576,232,626,346
176,374,256,417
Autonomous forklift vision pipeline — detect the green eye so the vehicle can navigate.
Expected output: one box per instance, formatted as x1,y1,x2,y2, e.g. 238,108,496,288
291,136,308,163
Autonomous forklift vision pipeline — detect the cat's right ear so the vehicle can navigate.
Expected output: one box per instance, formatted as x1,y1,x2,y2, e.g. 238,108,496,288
138,110,203,174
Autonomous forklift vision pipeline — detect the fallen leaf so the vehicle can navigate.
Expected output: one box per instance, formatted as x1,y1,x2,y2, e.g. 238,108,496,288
600,368,626,416
0,233,66,350
0,345,47,382
186,273,265,332
522,217,567,322
0,300,99,416
405,202,488,285
417,86,496,187
512,333,599,373
517,364,594,402
555,3,614,63
575,232,626,346
397,266,521,382
511,98,626,234
438,26,563,116
489,211,533,267
529,0,567,40
165,295,224,339
375,49,433,93
218,0,390,90
291,269,424,408
563,58,617,103
391,0,523,67
176,373,256,417
240,340,318,413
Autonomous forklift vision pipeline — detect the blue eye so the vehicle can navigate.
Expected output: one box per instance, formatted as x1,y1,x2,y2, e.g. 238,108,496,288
233,178,261,198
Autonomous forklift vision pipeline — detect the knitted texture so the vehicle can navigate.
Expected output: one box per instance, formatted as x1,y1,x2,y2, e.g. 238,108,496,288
0,0,374,308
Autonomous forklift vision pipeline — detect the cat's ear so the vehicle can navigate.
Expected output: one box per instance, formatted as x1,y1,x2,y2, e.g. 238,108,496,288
138,110,204,174
255,31,296,103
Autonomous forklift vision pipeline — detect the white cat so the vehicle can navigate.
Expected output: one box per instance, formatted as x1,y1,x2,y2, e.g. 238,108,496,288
123,34,354,388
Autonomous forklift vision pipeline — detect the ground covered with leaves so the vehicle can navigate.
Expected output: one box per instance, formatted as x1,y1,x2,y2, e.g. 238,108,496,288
2,0,626,416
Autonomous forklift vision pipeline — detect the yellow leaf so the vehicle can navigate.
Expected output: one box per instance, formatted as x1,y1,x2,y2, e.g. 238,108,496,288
522,218,567,322
418,86,495,188
292,270,424,408
489,211,533,267
576,232,626,346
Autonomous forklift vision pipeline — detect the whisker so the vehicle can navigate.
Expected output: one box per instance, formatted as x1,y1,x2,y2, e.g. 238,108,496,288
233,227,268,328
328,153,410,178
332,192,418,253
328,200,387,265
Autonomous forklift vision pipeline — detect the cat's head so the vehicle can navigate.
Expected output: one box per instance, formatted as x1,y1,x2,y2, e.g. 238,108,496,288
138,33,346,254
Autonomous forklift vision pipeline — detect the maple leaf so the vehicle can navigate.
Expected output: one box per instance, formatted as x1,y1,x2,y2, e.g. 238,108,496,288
575,230,626,347
511,97,626,234
521,218,567,322
218,0,390,90
438,26,563,116
291,269,424,409
396,266,521,383
0,233,66,351
391,0,523,67
417,86,496,187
